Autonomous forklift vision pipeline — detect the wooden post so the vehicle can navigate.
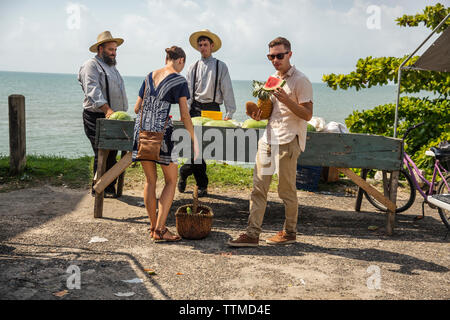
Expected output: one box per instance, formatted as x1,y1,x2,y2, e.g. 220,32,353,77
94,149,109,218
355,169,369,211
386,170,399,236
8,95,26,175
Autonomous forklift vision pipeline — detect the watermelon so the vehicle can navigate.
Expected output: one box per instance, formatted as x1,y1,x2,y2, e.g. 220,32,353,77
227,119,241,127
109,111,131,121
203,120,237,128
307,123,316,132
241,119,268,129
191,116,213,126
262,76,286,92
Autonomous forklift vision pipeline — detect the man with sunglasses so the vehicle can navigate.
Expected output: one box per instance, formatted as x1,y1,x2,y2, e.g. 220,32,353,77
229,37,313,247
178,29,236,197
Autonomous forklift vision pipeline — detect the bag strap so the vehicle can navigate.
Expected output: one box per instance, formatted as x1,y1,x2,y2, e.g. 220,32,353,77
139,73,169,134
95,60,111,107
139,75,149,131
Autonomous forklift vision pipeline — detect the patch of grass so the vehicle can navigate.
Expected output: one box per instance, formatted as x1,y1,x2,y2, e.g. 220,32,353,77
4,156,348,194
123,160,279,191
0,155,92,192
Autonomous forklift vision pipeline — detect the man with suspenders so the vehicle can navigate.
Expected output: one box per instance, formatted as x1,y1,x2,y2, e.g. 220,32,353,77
178,29,237,197
78,31,128,198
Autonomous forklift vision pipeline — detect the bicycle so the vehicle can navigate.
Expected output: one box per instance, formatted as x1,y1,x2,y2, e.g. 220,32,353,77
362,122,450,230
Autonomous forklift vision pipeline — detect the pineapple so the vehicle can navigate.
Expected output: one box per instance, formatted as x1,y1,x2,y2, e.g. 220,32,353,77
252,80,273,120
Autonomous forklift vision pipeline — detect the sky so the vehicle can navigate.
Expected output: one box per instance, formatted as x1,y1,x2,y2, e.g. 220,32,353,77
1,0,448,82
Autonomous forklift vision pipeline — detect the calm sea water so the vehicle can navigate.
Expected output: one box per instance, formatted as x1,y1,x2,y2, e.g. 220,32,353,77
1,70,405,158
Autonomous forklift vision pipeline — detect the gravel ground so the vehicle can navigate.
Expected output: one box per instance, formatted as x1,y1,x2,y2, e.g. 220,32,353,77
0,184,449,300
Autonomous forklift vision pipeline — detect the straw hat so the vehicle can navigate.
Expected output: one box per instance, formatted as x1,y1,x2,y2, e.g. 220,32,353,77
189,29,222,52
89,31,124,53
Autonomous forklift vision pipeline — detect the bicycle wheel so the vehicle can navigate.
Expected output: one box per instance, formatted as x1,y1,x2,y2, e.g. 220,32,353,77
436,174,450,230
363,168,416,213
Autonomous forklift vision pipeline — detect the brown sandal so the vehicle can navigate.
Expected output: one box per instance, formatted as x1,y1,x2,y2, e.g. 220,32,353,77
153,227,181,242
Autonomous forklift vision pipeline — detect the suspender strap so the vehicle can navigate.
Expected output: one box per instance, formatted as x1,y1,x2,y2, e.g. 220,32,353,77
213,59,219,104
192,61,199,103
193,59,220,104
95,61,111,107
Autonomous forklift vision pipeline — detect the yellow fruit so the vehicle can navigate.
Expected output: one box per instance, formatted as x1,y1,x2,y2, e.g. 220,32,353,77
257,98,273,120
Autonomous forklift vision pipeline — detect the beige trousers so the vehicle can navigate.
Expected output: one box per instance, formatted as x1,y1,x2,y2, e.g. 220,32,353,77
246,136,302,238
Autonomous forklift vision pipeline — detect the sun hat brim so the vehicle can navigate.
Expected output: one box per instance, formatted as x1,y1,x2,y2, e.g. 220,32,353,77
189,30,222,53
89,38,124,53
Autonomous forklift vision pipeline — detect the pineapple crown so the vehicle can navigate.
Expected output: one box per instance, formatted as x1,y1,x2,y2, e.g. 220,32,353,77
252,80,271,100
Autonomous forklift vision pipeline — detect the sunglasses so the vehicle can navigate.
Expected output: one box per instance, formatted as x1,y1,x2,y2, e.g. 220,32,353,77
267,51,290,60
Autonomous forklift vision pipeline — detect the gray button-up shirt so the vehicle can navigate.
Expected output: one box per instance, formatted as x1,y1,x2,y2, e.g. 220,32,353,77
78,55,128,113
186,56,236,118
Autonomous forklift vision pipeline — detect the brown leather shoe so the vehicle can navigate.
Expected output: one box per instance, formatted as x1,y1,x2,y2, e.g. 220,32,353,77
266,231,296,245
228,233,259,247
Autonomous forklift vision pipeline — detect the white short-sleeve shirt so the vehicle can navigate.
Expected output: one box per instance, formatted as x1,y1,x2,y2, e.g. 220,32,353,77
262,65,313,151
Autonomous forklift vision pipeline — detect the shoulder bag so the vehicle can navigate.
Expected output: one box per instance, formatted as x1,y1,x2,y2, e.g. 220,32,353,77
136,75,169,161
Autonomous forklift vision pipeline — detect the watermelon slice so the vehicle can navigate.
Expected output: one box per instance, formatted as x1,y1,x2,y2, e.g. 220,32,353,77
262,76,286,92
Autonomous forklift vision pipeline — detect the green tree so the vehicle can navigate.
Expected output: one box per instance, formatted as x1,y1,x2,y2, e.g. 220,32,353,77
322,3,450,175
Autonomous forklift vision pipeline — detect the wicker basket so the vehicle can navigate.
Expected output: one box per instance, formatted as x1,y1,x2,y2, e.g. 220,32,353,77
175,186,214,240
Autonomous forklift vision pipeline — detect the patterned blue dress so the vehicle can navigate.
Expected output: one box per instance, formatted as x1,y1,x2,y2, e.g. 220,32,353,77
132,72,190,165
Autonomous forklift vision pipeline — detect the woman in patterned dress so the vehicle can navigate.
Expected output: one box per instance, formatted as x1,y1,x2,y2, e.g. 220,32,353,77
133,46,199,242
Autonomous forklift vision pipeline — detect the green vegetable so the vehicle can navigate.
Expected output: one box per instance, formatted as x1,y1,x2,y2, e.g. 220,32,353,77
307,124,316,132
191,117,213,126
186,207,192,214
109,111,132,121
203,120,237,128
241,119,268,129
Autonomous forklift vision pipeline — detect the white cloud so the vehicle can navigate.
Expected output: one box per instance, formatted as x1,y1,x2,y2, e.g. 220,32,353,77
0,0,444,81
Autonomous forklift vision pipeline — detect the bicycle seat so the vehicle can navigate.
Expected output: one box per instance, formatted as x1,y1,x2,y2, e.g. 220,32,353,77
430,146,450,161
425,150,435,157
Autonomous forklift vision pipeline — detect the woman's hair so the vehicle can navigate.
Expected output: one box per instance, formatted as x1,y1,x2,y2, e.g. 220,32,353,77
165,46,186,61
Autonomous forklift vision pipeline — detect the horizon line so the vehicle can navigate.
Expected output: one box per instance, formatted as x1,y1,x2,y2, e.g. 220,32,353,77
0,69,332,84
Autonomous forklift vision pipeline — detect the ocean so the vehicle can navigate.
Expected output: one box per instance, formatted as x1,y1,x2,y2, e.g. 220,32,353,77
1,70,406,158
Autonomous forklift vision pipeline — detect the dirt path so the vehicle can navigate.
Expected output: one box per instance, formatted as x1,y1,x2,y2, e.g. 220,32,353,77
0,184,449,300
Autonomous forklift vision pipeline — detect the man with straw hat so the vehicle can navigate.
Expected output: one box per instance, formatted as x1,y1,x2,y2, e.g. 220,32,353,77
78,31,128,198
178,29,236,197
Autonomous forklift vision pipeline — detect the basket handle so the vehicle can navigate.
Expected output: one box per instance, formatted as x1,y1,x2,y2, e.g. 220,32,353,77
193,185,198,214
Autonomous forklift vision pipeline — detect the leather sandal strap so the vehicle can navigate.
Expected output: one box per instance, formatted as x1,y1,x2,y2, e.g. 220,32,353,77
155,227,167,239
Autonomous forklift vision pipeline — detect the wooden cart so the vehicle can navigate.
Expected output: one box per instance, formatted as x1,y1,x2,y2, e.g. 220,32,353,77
93,119,403,235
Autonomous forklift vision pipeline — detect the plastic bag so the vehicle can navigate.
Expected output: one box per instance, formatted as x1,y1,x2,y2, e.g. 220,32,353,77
323,121,349,133
308,117,326,132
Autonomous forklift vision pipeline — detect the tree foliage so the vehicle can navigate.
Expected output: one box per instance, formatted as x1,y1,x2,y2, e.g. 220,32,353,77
322,3,450,174
322,56,450,97
396,3,450,33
